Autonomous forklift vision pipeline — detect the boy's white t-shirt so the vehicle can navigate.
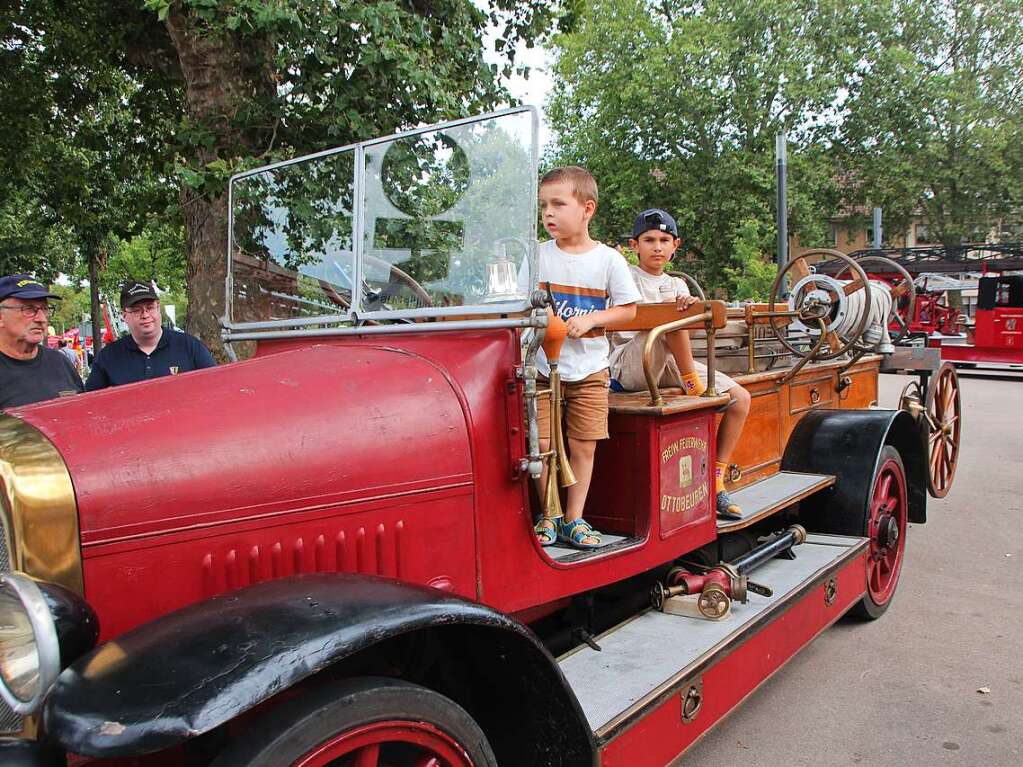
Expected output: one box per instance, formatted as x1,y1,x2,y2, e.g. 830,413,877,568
526,240,642,382
609,265,690,351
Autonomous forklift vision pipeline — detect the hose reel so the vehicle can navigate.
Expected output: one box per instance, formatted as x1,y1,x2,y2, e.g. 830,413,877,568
768,249,915,361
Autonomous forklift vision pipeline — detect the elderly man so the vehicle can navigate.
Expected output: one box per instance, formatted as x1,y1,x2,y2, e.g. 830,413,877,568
0,274,84,409
86,280,215,391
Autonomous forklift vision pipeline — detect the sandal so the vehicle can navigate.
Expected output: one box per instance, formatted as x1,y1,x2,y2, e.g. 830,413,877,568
716,490,743,520
558,518,602,550
535,517,560,547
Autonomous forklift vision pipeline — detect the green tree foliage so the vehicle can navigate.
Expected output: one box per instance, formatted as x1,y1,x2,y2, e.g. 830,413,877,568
837,0,1023,246
144,0,563,354
547,0,1023,294
546,0,861,296
1,1,179,348
2,1,563,354
723,220,777,301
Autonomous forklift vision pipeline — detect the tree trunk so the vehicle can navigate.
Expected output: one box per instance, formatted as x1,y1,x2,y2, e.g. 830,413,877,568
163,10,274,360
88,248,103,356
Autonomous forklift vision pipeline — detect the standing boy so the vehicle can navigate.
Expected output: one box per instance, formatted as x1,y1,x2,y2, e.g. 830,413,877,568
608,209,751,520
532,166,641,549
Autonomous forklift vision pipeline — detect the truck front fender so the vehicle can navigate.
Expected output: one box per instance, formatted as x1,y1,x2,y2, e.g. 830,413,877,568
43,573,595,764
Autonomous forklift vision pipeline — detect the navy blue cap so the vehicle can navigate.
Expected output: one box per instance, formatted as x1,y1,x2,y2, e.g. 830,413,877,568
632,209,679,239
0,274,60,302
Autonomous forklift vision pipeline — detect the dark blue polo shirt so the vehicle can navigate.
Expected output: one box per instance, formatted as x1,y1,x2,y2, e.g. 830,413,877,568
85,328,216,391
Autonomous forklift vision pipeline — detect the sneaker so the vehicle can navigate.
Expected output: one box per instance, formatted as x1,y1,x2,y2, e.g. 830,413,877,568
716,490,742,520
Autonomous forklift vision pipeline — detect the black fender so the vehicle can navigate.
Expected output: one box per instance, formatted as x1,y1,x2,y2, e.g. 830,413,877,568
43,573,596,766
782,408,927,526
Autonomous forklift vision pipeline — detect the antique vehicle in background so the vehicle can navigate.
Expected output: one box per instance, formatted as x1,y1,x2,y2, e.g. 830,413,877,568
1,108,960,766
926,273,1023,370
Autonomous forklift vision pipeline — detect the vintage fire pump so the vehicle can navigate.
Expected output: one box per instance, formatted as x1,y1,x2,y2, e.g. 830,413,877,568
1,108,958,767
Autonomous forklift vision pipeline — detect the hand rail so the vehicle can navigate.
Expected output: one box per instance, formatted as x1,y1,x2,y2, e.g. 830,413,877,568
642,311,716,406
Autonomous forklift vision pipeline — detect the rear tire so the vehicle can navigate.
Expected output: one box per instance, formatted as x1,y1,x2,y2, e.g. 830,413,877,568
212,676,497,767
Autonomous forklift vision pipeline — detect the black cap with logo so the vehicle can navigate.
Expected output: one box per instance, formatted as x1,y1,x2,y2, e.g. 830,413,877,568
120,280,159,308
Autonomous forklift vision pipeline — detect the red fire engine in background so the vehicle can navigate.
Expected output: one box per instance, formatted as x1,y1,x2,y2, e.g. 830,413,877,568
928,274,1023,369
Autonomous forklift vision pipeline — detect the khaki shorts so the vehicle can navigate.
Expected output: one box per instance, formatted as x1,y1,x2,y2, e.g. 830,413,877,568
608,334,737,393
537,369,610,441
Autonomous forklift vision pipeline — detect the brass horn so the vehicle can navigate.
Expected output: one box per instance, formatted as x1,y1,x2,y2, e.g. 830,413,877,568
540,315,577,521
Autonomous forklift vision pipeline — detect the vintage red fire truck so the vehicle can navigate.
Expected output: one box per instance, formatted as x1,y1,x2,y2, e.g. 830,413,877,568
1,108,961,766
927,273,1023,369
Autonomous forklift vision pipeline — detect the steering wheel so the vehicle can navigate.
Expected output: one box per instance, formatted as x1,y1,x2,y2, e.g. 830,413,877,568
363,260,434,312
768,248,872,361
668,271,706,300
313,256,433,317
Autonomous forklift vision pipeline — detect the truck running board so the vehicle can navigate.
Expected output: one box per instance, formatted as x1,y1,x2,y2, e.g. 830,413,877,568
716,470,835,532
558,534,868,766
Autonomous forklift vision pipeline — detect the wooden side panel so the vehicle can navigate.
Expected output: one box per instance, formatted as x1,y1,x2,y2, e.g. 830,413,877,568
725,384,783,490
725,358,881,491
789,374,836,415
839,365,879,409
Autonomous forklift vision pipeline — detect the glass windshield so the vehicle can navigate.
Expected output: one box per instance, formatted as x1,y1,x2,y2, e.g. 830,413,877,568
228,108,537,327
230,151,356,323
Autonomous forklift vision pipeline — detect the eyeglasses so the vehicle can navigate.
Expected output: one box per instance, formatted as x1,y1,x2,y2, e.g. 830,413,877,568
124,302,160,316
0,304,52,318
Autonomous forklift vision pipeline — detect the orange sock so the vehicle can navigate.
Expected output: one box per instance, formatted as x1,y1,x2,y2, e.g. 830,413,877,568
681,372,706,397
715,462,727,493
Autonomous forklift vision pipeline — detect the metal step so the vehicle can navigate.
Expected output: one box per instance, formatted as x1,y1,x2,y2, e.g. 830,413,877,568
557,534,866,741
717,470,834,533
547,534,635,562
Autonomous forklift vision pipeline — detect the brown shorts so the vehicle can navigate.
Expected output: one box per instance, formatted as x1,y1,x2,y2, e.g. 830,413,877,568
536,369,610,442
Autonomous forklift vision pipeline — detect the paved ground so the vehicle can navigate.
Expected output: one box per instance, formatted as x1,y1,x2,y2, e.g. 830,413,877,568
678,371,1023,766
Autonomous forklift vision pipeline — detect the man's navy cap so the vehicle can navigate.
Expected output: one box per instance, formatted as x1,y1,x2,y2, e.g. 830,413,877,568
120,280,159,308
0,274,60,302
632,208,679,239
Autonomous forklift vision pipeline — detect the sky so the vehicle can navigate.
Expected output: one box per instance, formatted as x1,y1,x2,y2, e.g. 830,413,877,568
481,16,556,149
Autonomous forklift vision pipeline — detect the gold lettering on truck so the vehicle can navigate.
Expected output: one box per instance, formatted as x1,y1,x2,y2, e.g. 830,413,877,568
661,437,707,464
660,485,709,514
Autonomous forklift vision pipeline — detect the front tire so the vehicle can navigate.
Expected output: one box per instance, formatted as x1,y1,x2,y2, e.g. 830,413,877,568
850,445,908,620
213,677,497,767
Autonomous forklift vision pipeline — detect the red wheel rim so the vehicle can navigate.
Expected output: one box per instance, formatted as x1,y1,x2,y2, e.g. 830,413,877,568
292,720,476,767
865,457,908,606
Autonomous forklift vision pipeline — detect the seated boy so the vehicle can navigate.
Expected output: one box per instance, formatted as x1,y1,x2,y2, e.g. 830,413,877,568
608,209,751,520
531,166,641,549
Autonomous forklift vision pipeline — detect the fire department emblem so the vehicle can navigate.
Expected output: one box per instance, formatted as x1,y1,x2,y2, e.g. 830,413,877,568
679,455,693,488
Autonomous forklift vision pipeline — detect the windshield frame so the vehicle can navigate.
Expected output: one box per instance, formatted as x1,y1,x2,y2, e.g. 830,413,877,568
224,106,539,333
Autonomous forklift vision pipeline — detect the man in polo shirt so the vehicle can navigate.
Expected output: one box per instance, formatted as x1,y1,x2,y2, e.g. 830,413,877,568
0,274,84,409
86,280,215,391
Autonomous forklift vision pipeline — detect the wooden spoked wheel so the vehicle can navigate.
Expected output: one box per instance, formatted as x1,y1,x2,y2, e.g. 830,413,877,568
924,363,961,498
